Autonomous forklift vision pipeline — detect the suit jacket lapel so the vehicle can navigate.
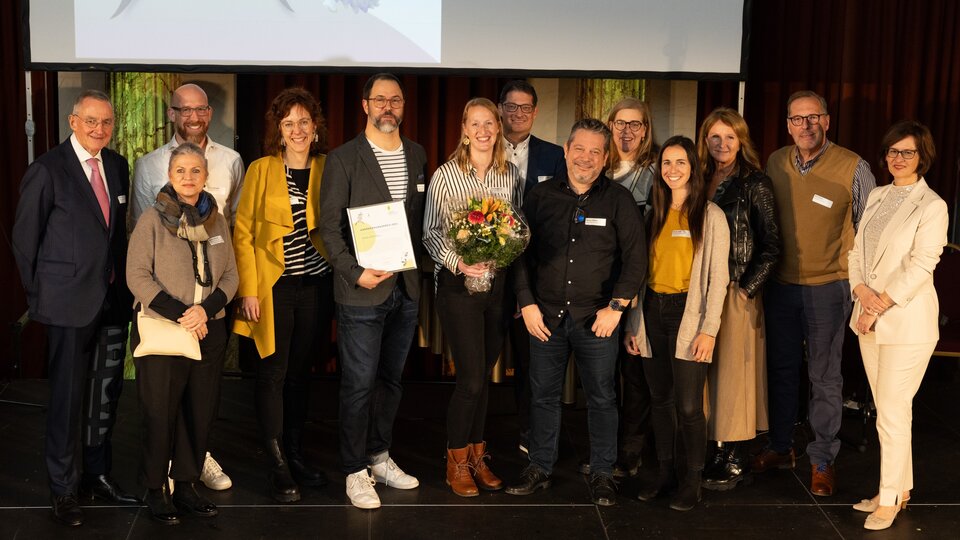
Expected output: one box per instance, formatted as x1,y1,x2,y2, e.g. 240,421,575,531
356,136,393,202
526,137,539,191
871,180,927,271
402,136,422,208
103,153,123,236
63,144,109,230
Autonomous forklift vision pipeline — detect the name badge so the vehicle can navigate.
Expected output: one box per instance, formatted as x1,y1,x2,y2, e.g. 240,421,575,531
417,183,425,192
117,195,127,204
538,175,552,183
289,195,300,205
584,217,607,227
812,194,834,208
208,235,224,245
672,229,692,238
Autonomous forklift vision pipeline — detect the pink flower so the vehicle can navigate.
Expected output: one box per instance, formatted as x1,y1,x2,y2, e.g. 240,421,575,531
468,210,485,224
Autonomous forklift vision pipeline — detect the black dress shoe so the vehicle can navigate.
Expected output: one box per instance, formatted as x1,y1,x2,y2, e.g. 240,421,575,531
505,465,552,496
172,482,219,517
145,485,181,525
80,474,140,504
288,456,328,488
51,493,83,526
589,474,618,506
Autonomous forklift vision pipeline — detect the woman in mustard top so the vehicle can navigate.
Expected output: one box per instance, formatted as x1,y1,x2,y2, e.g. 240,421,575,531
625,136,730,511
233,88,332,503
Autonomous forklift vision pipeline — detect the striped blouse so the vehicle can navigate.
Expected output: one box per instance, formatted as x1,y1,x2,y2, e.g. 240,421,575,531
281,168,330,277
423,159,524,277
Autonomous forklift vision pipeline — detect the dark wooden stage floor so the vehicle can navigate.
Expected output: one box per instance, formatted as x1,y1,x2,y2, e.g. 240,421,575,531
2,359,959,539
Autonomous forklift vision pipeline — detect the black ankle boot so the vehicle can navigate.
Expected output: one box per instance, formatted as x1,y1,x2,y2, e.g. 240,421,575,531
266,438,301,502
284,429,327,488
702,443,727,482
145,484,180,525
704,443,746,491
637,460,677,501
670,469,703,511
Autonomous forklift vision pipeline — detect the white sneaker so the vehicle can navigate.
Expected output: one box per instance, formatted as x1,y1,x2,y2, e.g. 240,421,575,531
370,457,419,489
346,470,380,509
200,452,233,490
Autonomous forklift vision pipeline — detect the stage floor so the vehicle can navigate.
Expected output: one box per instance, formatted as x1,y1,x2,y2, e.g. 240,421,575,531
2,361,959,539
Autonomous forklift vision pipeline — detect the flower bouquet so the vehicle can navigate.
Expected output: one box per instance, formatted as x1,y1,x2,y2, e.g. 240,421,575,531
447,194,530,294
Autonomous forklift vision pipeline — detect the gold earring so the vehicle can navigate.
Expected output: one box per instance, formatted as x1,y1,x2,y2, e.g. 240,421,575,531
462,137,470,146
314,133,319,143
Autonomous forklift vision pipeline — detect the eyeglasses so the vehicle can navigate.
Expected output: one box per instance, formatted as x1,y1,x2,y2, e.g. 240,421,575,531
365,96,404,109
612,119,646,132
502,102,535,114
171,105,212,117
572,193,590,223
280,118,313,132
787,113,826,126
886,148,918,160
71,114,114,129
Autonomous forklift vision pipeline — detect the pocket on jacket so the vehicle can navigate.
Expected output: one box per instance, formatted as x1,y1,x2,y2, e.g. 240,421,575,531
37,259,76,277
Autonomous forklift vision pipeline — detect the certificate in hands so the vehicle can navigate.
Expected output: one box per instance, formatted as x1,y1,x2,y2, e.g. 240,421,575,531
347,201,418,272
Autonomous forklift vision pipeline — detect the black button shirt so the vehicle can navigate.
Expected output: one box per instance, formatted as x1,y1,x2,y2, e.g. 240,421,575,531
514,173,647,329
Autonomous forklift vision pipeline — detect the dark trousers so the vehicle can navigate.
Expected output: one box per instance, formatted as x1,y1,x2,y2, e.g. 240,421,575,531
619,343,652,459
529,314,619,476
337,283,419,474
44,292,127,496
764,279,850,464
256,274,334,443
133,318,227,489
435,270,509,448
642,290,708,472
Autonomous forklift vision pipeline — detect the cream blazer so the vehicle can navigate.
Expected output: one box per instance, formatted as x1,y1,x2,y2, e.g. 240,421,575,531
848,178,948,344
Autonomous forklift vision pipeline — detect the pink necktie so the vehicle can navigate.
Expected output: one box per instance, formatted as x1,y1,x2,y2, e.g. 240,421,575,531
86,157,110,227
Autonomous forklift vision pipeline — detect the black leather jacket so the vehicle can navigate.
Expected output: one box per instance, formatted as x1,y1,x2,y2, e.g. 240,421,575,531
711,167,781,297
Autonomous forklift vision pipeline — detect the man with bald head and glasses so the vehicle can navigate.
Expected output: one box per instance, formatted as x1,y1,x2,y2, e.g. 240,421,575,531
13,89,137,526
755,90,876,498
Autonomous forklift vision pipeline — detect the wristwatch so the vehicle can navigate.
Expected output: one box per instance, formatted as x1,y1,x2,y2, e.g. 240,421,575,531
608,300,626,312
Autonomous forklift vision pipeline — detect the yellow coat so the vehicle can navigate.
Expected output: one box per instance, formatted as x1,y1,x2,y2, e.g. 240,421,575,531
232,153,327,358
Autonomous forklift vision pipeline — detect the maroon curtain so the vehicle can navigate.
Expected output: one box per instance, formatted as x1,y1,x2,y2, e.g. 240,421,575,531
699,0,960,236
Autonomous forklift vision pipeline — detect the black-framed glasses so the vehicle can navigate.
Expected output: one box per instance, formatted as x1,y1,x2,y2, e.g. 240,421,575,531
502,102,535,114
365,96,404,109
171,105,212,117
612,119,646,132
71,114,114,129
886,148,918,160
572,192,590,223
787,113,826,126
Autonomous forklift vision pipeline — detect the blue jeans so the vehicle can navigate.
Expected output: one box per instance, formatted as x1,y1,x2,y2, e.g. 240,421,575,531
337,284,419,474
764,279,850,464
528,314,619,476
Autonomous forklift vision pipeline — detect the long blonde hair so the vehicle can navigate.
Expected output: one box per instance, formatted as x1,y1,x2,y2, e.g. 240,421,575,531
696,107,761,178
448,98,508,174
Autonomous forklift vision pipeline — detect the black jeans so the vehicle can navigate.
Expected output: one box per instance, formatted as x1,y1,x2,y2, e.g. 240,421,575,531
256,274,334,443
642,290,708,472
435,270,509,448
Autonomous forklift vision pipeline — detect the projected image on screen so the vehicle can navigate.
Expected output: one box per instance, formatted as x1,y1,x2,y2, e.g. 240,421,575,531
74,0,441,64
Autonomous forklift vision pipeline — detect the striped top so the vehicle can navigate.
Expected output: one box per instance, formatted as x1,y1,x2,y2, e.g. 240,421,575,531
423,159,524,277
369,140,408,201
281,168,330,277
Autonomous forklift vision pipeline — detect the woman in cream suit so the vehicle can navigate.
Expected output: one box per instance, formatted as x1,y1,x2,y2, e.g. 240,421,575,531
848,120,947,531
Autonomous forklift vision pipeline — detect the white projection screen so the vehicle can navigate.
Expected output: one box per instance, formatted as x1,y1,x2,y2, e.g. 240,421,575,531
24,0,749,79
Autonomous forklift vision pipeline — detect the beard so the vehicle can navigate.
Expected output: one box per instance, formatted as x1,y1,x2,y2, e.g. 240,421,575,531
373,111,402,134
176,121,209,145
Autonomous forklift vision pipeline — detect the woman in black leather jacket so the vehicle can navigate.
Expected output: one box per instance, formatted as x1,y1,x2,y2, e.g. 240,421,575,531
696,107,780,490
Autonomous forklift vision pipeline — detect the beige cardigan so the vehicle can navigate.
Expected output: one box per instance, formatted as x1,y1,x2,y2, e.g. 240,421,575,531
625,202,730,362
127,207,239,320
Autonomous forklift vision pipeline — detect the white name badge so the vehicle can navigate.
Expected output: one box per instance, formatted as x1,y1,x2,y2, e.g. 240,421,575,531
672,229,692,238
208,235,224,246
584,217,607,227
538,175,553,183
812,194,834,208
117,195,127,204
417,183,426,192
289,195,300,205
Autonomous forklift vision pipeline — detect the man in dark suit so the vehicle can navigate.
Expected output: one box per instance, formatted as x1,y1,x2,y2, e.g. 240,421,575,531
497,80,565,454
12,90,137,527
319,73,428,510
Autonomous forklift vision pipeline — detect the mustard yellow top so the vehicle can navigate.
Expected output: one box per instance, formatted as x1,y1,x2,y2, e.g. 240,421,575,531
649,208,694,293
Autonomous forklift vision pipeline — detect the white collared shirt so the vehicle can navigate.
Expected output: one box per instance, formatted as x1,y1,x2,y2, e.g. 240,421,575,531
503,134,531,184
70,133,110,199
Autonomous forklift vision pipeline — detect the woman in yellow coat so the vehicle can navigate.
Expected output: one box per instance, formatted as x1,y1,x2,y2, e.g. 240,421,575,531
233,88,332,503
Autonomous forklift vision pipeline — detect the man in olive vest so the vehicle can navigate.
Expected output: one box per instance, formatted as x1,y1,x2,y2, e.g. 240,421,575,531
754,90,875,497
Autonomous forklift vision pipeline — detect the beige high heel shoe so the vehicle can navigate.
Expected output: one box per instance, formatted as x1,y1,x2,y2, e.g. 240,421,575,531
864,505,900,531
852,492,910,513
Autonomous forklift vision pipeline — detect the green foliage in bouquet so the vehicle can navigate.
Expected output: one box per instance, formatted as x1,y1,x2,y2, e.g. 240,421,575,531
447,195,530,269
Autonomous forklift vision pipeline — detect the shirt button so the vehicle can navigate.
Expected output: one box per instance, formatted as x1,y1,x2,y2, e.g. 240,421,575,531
870,274,877,279
571,238,576,242
569,259,573,263
567,280,572,284
566,301,571,305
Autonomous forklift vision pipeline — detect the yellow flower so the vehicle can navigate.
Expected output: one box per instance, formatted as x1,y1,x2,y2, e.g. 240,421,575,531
456,229,470,241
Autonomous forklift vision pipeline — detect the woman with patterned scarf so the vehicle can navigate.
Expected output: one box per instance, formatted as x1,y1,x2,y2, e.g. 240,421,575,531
127,142,238,525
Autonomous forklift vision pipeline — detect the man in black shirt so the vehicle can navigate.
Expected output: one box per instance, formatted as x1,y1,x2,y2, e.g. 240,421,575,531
505,119,646,506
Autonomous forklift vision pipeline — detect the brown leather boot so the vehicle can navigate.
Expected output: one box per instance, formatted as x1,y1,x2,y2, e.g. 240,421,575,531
446,447,478,497
469,442,503,491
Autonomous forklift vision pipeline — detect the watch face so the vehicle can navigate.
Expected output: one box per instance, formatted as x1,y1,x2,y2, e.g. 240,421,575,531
609,300,625,312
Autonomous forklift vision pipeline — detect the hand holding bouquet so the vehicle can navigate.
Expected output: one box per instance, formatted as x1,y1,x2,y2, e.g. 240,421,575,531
447,194,530,293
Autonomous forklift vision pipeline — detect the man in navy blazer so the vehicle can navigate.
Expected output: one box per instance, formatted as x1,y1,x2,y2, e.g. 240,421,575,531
498,80,565,454
320,73,428,510
12,90,136,526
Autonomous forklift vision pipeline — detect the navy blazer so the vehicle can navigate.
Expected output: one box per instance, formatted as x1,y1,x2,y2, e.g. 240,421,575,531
12,138,131,328
319,133,428,306
523,135,566,195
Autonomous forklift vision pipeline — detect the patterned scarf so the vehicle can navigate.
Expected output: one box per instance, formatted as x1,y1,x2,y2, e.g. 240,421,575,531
154,183,218,241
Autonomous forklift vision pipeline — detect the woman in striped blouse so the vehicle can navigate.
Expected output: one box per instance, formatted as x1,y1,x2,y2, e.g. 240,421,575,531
424,97,525,497
233,88,333,503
